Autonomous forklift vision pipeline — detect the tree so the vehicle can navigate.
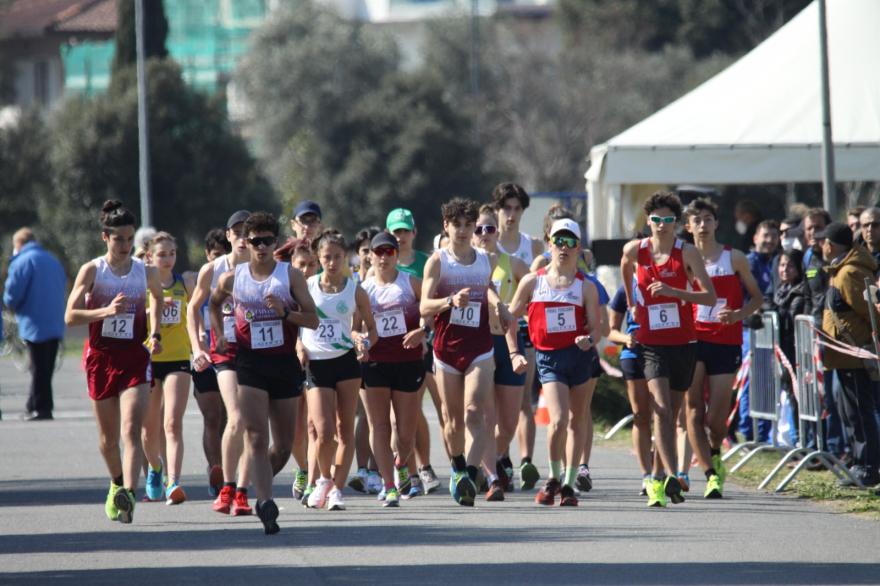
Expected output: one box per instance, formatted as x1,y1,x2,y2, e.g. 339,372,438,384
112,0,169,75
44,60,276,272
236,1,487,244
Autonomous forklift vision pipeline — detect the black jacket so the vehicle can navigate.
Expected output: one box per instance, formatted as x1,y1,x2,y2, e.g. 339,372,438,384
771,280,806,368
803,247,828,325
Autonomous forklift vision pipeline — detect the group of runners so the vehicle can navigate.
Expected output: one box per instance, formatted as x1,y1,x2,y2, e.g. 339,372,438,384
65,186,763,534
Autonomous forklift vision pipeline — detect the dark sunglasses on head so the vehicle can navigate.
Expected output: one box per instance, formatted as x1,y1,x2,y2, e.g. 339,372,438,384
372,246,397,257
550,235,579,249
248,236,277,248
475,224,497,236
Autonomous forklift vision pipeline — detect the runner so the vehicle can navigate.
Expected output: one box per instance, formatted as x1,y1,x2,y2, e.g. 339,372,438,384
141,232,195,505
190,228,230,497
420,197,514,506
209,211,317,534
64,200,164,523
387,207,442,495
300,230,377,511
361,232,428,507
683,198,763,498
620,191,717,507
473,204,530,498
508,219,600,507
493,183,544,490
187,210,254,516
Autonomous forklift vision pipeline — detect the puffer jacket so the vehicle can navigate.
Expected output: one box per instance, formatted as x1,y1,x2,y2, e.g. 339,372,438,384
821,245,878,370
771,280,806,368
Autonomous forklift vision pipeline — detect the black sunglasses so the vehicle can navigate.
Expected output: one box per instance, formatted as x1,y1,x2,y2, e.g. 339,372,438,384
248,236,277,248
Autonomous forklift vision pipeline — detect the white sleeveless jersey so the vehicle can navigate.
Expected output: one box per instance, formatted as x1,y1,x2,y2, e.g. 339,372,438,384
86,256,148,351
362,270,422,362
301,274,357,360
232,262,297,354
210,255,237,343
498,232,535,266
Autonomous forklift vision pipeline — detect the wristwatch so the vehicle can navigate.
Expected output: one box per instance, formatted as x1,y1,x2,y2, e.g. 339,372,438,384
151,332,162,341
446,296,453,307
282,308,291,320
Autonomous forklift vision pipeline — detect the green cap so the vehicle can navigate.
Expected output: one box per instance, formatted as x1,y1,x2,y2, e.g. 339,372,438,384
386,208,415,232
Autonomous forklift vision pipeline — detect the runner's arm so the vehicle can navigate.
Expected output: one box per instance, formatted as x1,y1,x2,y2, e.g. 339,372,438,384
419,253,451,318
507,272,537,319
64,262,107,325
186,262,213,354
607,306,633,347
620,240,638,308
726,249,764,323
208,271,234,351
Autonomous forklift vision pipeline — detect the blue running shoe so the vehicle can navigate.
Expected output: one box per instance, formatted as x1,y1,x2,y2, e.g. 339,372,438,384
145,464,164,502
451,471,476,507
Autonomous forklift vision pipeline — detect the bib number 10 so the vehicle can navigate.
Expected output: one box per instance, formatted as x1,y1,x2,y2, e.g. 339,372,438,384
450,302,481,328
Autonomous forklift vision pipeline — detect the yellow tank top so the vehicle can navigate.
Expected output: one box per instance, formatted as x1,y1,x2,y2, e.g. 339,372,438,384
491,252,516,304
147,274,191,362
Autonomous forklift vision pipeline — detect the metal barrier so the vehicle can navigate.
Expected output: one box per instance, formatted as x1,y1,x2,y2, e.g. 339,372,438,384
603,414,634,440
723,311,788,472
758,315,858,490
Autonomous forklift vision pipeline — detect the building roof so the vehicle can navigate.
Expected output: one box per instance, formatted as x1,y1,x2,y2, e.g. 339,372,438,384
0,0,115,38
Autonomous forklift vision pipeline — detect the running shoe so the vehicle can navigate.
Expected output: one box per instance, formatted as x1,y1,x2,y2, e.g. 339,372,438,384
208,465,223,498
647,479,667,508
677,473,690,493
308,478,333,509
231,490,253,516
292,469,308,500
486,479,505,502
535,478,560,506
366,470,383,495
145,464,164,502
301,485,314,508
256,499,280,535
402,477,422,500
377,486,387,501
520,461,540,491
712,454,727,485
105,483,121,521
165,481,186,505
114,488,136,524
383,487,400,508
213,485,234,514
639,477,650,496
664,475,685,504
559,485,578,507
396,466,412,494
419,465,441,494
451,470,476,507
575,465,593,493
704,474,723,499
348,467,368,494
327,487,346,511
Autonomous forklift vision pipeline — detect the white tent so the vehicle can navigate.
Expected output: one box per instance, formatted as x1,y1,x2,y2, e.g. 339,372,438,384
585,0,880,242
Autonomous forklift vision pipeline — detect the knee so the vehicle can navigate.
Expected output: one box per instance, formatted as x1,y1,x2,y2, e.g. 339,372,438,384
314,423,335,445
164,418,182,440
632,410,651,430
204,412,223,432
464,404,482,428
121,421,141,445
98,432,116,453
549,413,569,436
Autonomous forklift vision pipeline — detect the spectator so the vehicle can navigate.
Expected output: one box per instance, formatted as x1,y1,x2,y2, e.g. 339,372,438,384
747,220,780,303
770,249,806,445
734,199,762,252
3,228,67,421
819,222,880,487
858,207,880,273
780,216,805,252
847,206,866,235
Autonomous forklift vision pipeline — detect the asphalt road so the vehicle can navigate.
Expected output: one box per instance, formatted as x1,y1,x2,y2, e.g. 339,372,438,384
0,355,878,585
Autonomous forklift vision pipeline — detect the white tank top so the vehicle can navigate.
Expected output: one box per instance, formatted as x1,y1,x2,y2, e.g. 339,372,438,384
301,274,357,360
211,255,237,342
498,232,535,266
232,262,297,354
86,257,148,351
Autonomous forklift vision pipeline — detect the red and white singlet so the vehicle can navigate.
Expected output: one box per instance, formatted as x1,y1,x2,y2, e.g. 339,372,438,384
634,238,696,346
527,268,587,351
232,262,298,355
693,246,743,345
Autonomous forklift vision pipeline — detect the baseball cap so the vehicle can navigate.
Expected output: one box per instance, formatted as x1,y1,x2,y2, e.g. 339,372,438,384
549,219,581,240
386,208,415,232
815,222,853,248
294,200,322,219
226,210,251,229
371,232,400,250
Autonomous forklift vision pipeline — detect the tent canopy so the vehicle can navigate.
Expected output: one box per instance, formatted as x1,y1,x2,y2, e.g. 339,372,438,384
585,0,880,241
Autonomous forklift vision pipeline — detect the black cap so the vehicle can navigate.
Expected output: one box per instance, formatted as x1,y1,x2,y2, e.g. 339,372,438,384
293,200,322,219
370,232,399,250
226,210,251,229
815,222,853,248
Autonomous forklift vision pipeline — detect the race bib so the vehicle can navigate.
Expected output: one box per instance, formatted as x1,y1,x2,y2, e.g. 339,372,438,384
696,298,727,324
251,320,283,350
161,299,182,325
450,302,481,328
317,318,343,344
376,309,406,338
546,306,576,334
102,313,134,340
648,303,680,330
222,315,237,343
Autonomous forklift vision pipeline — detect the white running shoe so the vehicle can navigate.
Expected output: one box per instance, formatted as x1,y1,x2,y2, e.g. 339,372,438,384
366,470,383,495
327,487,346,511
308,477,333,509
419,466,441,494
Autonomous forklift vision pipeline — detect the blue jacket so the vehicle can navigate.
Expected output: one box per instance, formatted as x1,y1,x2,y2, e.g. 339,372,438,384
746,251,778,303
3,242,66,342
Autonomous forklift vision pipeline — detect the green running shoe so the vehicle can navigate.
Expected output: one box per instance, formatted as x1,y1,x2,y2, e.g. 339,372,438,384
520,461,540,491
293,469,308,500
105,483,121,521
383,487,400,508
712,454,727,485
704,474,723,499
114,488,136,524
396,466,411,493
647,479,667,508
451,470,476,507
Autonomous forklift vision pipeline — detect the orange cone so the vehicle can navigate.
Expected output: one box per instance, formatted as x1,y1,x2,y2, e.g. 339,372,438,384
534,388,550,426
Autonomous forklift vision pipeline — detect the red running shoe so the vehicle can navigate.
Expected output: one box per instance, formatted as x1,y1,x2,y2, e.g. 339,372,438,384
486,480,505,502
231,490,253,516
559,485,578,507
535,478,560,506
212,485,234,514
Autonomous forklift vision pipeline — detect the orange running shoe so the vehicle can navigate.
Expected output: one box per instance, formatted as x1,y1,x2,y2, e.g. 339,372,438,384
535,478,560,506
212,484,234,514
231,490,253,516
